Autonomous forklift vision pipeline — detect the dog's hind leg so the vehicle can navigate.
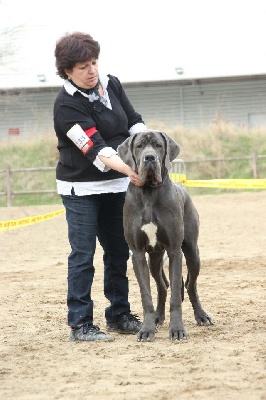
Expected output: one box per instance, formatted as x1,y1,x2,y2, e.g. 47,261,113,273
148,250,168,326
182,241,214,325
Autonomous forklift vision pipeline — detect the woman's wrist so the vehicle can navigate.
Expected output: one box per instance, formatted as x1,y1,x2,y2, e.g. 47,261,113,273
122,164,133,177
98,154,131,175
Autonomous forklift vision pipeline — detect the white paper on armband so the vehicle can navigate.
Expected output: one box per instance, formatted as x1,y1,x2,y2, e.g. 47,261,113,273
67,124,93,155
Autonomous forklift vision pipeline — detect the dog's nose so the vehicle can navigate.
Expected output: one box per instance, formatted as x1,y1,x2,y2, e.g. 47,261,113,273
144,154,156,163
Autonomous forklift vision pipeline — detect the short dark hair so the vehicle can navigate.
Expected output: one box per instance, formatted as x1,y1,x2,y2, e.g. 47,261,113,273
54,32,100,79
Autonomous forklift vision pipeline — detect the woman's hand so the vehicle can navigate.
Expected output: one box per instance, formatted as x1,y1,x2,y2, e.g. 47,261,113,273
127,170,144,187
98,154,144,186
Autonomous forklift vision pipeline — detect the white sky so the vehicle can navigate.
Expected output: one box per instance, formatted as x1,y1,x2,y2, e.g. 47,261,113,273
0,0,266,85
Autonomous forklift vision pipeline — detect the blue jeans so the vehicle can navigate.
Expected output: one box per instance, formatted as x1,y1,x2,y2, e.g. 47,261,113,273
61,192,130,328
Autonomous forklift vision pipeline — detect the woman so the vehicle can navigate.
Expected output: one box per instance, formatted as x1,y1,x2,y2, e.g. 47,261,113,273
54,32,146,341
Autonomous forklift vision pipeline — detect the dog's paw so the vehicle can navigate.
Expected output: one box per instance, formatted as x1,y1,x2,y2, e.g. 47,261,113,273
195,312,214,326
169,328,187,341
137,329,155,342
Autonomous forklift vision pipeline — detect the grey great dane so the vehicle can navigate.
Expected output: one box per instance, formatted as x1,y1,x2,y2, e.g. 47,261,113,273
117,130,213,342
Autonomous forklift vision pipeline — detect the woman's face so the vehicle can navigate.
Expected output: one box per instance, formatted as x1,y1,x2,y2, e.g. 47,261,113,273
65,58,99,89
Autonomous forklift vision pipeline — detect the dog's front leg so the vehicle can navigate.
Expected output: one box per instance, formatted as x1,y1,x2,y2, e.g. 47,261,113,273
149,250,168,326
168,250,187,341
131,251,156,342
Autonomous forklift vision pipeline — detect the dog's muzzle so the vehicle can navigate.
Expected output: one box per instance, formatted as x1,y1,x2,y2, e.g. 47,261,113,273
139,152,162,185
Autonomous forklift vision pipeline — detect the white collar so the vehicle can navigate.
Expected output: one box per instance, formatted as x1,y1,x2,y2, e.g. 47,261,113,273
63,74,112,109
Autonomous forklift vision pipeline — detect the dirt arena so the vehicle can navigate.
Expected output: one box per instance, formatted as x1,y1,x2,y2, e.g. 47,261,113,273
0,191,265,400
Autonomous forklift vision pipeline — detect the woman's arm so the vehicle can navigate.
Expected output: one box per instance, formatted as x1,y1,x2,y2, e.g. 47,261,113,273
98,154,143,186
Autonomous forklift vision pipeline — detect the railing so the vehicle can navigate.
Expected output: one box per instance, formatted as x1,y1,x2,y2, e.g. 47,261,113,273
1,153,266,207
182,152,263,179
0,166,56,207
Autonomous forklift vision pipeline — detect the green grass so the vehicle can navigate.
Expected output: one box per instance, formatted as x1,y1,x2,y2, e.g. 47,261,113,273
0,136,58,168
0,136,59,207
0,123,265,206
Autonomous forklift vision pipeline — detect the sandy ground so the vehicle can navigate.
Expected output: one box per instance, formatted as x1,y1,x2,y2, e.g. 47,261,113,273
0,191,265,400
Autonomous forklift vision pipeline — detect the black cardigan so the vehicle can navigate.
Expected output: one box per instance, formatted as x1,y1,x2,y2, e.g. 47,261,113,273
53,75,145,182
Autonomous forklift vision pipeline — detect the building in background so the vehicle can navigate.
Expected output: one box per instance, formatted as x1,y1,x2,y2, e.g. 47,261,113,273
0,73,266,140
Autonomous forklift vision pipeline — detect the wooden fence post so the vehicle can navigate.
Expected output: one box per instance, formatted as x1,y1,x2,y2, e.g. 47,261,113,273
252,152,258,179
6,164,12,207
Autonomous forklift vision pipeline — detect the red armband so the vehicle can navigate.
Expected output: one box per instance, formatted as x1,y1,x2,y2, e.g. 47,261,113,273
85,127,98,137
67,124,97,155
80,127,98,155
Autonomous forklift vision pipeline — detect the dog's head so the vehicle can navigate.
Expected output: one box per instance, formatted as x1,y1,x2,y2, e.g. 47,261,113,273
117,130,180,186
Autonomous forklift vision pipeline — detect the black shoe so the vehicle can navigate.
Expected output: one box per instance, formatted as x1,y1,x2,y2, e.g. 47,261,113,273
106,313,142,334
69,323,114,342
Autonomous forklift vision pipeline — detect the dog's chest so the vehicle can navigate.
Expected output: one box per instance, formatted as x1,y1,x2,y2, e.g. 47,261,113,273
140,205,164,249
126,186,175,249
141,222,158,247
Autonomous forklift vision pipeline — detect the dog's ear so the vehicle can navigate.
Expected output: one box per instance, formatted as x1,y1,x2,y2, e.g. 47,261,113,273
117,134,138,170
159,132,180,170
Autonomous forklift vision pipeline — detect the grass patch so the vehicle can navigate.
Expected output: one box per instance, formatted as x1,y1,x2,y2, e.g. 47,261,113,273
0,123,265,206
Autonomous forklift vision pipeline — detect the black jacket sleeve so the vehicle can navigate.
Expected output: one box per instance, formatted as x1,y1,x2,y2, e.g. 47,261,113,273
54,103,107,163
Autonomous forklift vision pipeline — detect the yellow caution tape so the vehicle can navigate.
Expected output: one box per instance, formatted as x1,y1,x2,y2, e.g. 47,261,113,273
169,173,187,183
170,174,266,188
183,179,266,189
0,209,65,232
1,177,265,232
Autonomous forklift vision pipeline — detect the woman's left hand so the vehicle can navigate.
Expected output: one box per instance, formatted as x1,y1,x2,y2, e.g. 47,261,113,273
98,154,144,186
128,171,144,187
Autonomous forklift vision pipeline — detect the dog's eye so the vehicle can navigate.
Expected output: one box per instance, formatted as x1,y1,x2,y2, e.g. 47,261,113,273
136,143,143,148
155,143,162,148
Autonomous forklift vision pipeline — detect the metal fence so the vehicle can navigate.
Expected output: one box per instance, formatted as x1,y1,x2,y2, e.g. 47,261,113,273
1,153,266,207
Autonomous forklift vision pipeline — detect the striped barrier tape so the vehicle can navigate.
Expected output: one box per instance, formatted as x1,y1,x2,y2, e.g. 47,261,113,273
0,209,65,232
169,174,266,189
1,178,265,232
169,173,186,183
184,178,266,189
